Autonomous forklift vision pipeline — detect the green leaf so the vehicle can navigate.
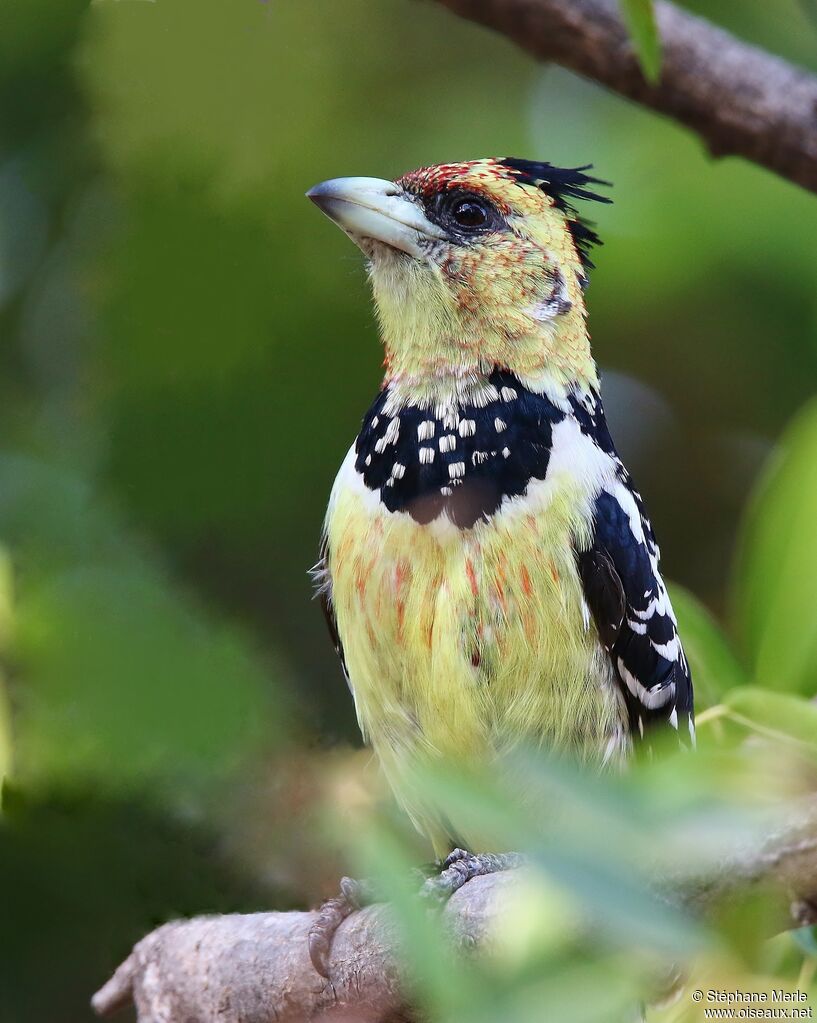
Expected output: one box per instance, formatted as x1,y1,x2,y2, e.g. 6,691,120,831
669,584,748,709
723,687,817,751
733,399,817,695
619,0,662,82
351,820,485,1017
411,758,706,957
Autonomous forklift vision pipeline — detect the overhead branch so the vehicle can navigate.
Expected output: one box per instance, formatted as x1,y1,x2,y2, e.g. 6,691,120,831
430,0,817,194
92,798,817,1023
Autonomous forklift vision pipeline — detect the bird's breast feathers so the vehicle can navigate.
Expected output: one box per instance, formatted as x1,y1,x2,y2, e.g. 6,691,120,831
323,376,631,780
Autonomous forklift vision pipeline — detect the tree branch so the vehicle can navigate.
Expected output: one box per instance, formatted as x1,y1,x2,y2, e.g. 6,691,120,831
92,799,817,1023
91,871,516,1023
430,0,817,193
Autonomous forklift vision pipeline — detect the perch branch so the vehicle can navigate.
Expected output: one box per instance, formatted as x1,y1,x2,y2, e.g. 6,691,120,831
430,0,817,193
93,799,817,1023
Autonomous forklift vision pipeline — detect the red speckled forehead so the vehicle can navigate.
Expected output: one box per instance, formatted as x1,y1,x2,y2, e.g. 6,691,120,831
398,159,545,214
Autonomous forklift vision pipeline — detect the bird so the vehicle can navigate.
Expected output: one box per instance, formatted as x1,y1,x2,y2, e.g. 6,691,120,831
306,158,694,971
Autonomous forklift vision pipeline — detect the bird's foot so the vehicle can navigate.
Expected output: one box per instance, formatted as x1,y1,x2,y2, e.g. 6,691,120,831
419,847,526,903
308,850,525,978
308,875,377,978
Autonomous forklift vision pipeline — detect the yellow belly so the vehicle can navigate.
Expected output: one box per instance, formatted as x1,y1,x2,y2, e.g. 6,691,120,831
326,458,620,854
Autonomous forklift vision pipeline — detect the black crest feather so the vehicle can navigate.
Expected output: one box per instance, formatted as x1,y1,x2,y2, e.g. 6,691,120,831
499,158,612,275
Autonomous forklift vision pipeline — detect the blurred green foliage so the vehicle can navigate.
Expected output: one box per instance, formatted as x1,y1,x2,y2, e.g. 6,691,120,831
347,738,816,1023
0,0,817,1020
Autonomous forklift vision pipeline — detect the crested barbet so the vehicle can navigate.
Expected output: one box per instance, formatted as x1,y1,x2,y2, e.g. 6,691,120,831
306,159,694,967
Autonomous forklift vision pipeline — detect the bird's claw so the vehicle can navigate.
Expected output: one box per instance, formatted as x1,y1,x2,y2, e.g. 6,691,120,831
309,851,524,977
308,875,375,978
420,847,526,902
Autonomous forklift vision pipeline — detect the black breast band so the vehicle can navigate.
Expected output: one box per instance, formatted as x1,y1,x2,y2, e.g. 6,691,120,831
355,370,579,528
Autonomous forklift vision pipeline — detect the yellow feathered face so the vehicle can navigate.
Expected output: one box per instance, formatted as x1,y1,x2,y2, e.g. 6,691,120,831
308,158,608,398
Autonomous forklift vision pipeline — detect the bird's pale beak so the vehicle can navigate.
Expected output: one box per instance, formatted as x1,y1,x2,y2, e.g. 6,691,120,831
306,177,446,257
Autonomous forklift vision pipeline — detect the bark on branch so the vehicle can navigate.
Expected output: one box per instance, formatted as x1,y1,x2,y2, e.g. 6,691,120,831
92,799,817,1023
430,0,817,193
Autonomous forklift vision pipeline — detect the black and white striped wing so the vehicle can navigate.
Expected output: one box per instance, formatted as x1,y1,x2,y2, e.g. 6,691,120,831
578,478,694,746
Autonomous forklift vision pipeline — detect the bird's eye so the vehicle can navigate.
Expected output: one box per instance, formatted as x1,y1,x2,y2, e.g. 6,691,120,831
450,198,490,228
426,189,503,238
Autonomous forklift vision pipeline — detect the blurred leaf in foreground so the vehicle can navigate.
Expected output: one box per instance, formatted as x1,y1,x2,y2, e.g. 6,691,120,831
340,735,817,1023
352,816,647,1023
338,747,749,1023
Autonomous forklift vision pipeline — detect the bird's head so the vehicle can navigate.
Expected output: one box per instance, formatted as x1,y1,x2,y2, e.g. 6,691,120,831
308,158,610,406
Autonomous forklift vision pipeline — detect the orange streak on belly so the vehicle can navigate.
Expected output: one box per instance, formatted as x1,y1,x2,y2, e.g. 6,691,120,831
465,558,478,598
394,558,411,645
493,552,508,614
337,533,353,570
356,552,378,604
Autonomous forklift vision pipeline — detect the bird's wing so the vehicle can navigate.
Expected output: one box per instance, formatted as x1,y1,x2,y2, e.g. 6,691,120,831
312,538,352,692
577,472,694,746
